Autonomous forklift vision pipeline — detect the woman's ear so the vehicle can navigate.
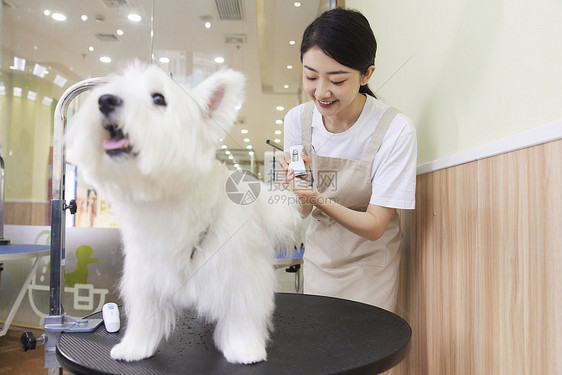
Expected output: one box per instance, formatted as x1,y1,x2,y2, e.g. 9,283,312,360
361,65,376,86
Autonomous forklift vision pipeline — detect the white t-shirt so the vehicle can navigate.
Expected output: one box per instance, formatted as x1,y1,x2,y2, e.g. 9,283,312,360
283,96,417,210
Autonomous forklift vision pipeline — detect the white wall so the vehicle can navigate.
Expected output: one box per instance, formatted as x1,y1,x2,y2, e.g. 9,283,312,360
347,0,562,164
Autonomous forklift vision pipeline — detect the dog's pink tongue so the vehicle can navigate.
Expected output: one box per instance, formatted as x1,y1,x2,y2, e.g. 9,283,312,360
103,138,128,150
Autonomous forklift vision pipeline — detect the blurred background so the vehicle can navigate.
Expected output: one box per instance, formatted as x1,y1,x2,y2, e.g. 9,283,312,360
0,0,336,228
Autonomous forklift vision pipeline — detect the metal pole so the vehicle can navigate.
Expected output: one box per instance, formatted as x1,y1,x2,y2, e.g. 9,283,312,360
11,79,108,371
0,154,7,244
49,77,109,316
41,78,108,371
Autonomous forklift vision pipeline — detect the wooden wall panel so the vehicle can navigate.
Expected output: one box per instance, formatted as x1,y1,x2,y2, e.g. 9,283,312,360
387,164,479,374
385,139,561,374
478,140,562,375
4,201,50,225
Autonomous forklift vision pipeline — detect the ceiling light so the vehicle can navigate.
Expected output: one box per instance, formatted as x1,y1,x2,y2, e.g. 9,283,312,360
289,40,296,45
27,91,37,101
214,57,225,64
294,1,302,7
116,29,124,36
246,145,253,150
243,138,250,143
276,120,283,125
12,57,26,71
276,106,285,111
42,97,53,106
13,87,22,97
248,151,254,156
33,64,47,78
284,84,289,89
275,130,282,135
234,163,239,168
53,74,67,87
128,13,142,22
221,144,228,149
228,155,234,160
241,129,248,134
159,57,170,63
100,56,112,63
204,21,211,29
89,46,94,52
225,150,231,155
274,139,281,144
287,65,293,70
51,13,67,22
81,15,88,21
44,10,51,16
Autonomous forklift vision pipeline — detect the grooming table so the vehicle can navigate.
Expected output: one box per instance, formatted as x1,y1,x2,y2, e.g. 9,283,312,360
0,244,50,336
56,293,411,374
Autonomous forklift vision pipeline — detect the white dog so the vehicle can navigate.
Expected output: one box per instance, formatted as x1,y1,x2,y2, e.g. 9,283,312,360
66,62,301,364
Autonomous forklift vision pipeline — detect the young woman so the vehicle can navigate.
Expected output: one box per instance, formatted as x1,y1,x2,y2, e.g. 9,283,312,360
280,8,417,312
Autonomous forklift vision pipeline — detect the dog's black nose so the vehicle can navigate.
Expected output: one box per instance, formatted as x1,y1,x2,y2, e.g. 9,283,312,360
98,94,123,116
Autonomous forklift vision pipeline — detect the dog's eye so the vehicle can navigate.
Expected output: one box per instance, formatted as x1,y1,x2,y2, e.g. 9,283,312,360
152,93,167,106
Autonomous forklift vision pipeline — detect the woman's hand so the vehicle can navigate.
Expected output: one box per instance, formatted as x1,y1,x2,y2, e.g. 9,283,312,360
278,151,394,241
278,151,315,216
279,151,311,185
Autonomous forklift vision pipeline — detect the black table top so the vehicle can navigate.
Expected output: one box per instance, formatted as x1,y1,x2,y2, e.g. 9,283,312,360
57,293,411,375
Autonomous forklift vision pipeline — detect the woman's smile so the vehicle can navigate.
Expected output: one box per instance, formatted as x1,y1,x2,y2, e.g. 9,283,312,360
317,99,338,108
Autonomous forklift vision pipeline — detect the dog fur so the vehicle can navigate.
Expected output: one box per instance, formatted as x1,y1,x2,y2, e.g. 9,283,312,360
66,62,301,364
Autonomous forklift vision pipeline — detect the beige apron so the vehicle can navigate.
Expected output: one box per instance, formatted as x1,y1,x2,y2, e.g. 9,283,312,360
301,101,402,311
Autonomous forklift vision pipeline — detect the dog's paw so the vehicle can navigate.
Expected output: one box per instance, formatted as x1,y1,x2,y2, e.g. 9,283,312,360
110,342,154,362
221,342,267,364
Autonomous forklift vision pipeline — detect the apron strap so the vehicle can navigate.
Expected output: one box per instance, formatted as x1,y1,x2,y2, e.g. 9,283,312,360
361,106,401,163
300,101,316,186
301,101,315,148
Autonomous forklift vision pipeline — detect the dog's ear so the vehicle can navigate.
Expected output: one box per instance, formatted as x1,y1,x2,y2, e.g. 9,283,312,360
195,69,245,127
207,87,226,115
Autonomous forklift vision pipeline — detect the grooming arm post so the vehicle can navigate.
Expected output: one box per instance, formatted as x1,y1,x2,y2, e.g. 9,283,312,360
0,154,9,245
41,77,110,370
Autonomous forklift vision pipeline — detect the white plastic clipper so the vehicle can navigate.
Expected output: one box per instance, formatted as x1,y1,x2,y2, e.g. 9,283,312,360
289,145,306,177
102,302,120,333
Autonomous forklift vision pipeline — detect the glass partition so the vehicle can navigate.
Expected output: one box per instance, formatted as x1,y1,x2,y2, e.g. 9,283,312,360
0,0,323,229
0,0,154,227
0,0,327,331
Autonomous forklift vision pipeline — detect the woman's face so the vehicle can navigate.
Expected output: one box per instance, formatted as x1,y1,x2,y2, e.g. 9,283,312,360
302,46,374,121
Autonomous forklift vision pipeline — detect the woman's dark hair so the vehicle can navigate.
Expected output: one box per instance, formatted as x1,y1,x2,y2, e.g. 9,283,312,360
300,8,377,98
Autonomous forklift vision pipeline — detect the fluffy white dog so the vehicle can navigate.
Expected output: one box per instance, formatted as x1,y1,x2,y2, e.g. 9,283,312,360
66,62,301,364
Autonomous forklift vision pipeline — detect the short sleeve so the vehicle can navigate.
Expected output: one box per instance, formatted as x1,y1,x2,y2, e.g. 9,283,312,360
370,115,417,210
